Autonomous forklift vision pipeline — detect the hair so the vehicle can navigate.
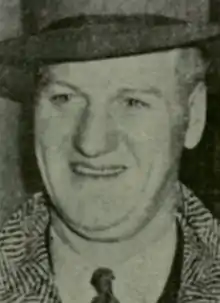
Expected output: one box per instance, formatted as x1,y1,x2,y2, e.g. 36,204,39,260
175,47,208,101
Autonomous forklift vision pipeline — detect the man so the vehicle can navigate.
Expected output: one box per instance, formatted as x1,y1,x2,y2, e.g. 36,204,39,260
0,0,220,302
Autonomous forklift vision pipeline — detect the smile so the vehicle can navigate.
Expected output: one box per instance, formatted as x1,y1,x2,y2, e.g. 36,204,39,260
70,162,127,178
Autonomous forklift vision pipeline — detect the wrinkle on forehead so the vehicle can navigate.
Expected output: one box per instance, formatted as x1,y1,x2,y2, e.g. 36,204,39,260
36,50,179,95
36,48,203,81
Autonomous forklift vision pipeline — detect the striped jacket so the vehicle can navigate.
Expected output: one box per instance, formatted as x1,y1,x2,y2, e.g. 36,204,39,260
0,184,220,302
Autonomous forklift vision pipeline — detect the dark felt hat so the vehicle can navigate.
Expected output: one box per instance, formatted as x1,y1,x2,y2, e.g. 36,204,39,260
0,0,220,101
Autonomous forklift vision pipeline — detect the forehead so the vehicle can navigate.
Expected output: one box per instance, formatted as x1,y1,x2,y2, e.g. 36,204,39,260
42,49,185,91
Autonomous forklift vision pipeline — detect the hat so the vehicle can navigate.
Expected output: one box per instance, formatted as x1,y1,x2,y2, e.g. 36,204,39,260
0,0,220,101
0,0,220,63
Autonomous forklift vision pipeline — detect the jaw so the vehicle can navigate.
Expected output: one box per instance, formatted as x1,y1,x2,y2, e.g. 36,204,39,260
50,196,178,268
52,181,178,243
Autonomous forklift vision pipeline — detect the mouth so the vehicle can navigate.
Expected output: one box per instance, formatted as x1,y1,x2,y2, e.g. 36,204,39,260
69,162,127,178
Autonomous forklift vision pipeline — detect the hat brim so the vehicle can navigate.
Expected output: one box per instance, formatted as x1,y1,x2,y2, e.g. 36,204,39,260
0,15,220,103
0,16,220,64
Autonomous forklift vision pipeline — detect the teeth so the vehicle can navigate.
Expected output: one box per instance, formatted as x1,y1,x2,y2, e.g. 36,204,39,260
72,165,125,177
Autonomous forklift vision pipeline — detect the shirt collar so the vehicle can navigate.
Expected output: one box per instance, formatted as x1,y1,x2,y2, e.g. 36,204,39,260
1,184,220,302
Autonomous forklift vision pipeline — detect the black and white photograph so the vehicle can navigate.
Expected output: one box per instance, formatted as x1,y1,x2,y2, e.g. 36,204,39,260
0,0,220,302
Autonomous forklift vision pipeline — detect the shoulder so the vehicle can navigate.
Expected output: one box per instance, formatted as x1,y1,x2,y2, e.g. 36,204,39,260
179,184,220,249
0,192,48,235
0,192,49,261
178,184,220,300
0,192,51,300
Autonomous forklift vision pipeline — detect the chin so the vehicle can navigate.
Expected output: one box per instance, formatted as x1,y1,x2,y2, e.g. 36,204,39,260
55,201,158,243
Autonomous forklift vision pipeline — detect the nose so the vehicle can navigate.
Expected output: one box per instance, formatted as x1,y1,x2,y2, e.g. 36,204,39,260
73,106,118,158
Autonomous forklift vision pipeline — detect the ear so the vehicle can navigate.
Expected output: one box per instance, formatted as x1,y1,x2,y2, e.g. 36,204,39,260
184,81,207,149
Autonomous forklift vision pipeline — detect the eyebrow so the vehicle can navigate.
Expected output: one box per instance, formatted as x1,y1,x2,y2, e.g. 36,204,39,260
118,87,162,98
39,79,91,101
48,80,84,94
42,79,162,99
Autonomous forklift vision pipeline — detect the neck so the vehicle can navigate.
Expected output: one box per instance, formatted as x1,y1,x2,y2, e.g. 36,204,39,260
50,185,181,267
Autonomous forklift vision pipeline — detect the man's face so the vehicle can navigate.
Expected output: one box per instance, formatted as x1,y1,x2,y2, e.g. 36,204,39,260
34,49,205,241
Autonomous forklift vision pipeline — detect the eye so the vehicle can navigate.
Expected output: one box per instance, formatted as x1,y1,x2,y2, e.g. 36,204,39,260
49,93,74,106
124,97,149,108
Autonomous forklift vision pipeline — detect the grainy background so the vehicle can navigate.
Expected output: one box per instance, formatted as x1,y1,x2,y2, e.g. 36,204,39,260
0,0,25,228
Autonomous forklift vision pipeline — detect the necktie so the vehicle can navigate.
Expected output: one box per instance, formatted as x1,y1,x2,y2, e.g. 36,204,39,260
90,268,120,303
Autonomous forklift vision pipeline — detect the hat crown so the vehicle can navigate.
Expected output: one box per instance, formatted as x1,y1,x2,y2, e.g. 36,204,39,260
26,0,211,31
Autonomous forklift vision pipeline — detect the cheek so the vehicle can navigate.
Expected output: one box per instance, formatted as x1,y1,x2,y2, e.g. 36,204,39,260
34,104,75,195
117,109,173,160
116,107,185,183
34,102,76,156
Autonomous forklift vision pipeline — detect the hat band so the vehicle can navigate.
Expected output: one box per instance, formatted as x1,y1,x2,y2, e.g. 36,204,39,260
42,14,186,32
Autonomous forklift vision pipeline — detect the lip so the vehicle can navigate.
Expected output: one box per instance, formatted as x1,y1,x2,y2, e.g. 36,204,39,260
69,162,127,178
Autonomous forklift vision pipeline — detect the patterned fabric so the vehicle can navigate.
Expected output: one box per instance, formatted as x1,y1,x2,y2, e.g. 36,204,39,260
0,184,220,303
